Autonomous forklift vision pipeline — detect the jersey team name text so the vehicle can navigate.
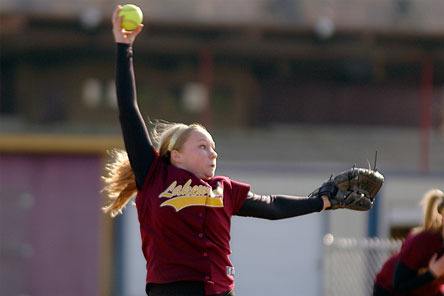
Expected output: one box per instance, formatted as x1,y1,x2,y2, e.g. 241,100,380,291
159,179,224,211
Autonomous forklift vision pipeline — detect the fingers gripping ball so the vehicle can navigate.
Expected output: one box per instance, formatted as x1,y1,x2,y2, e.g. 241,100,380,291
310,167,384,211
119,4,143,31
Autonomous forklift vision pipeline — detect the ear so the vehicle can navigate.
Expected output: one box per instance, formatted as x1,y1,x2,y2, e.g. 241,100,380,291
170,150,183,165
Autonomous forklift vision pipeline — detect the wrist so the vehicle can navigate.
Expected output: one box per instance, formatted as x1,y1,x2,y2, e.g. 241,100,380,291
322,195,331,210
115,39,132,45
429,265,441,278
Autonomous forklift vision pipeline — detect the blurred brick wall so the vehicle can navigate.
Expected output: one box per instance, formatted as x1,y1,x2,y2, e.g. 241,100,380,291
0,154,104,295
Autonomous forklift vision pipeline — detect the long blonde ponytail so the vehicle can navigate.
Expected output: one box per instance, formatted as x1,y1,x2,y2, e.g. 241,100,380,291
102,149,137,217
102,121,207,217
419,189,444,232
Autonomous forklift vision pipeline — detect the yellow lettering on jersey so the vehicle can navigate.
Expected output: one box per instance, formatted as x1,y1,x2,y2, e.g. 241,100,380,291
159,179,224,212
159,181,177,198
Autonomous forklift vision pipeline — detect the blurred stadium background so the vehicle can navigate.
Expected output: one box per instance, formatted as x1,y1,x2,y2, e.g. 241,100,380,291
1,0,444,295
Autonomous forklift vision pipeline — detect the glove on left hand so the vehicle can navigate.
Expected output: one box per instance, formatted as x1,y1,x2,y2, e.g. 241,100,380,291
310,167,384,211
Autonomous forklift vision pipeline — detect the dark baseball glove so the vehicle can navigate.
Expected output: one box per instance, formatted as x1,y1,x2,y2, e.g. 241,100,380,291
309,167,384,211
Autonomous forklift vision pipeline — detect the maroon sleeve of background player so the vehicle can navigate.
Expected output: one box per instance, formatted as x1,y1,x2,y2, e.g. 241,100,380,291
399,233,425,269
399,231,440,270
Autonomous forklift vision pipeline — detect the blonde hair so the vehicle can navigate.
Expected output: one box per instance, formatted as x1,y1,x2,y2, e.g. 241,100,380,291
415,189,444,233
102,121,208,217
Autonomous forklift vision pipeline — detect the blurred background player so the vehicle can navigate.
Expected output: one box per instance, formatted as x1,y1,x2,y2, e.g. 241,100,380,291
373,189,444,296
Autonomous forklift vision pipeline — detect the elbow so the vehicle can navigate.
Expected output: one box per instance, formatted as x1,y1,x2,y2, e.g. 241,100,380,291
266,209,286,220
267,214,280,221
249,209,282,220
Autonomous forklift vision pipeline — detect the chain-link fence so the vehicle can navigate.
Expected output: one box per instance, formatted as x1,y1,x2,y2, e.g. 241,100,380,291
323,234,403,296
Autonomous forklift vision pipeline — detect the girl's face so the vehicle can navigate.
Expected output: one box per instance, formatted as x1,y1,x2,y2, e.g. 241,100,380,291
172,128,218,180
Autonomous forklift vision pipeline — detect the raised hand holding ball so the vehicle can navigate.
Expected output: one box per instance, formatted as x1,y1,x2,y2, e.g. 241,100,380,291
118,4,143,31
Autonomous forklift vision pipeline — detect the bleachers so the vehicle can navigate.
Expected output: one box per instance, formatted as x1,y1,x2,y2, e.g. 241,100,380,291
2,0,444,35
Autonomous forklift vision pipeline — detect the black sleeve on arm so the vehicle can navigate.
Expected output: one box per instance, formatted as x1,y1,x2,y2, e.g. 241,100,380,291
116,43,156,190
393,261,436,292
236,191,324,220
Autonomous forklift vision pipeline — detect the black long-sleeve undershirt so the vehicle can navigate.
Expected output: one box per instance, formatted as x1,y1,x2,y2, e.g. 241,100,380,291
116,43,155,189
115,43,324,219
393,261,436,292
237,192,323,219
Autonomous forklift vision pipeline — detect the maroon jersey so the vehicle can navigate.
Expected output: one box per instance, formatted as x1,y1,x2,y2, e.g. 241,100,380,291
398,230,444,295
374,252,401,295
135,154,250,295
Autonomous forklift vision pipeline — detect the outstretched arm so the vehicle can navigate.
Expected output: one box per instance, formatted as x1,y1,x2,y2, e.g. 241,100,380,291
113,6,155,190
237,191,330,220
